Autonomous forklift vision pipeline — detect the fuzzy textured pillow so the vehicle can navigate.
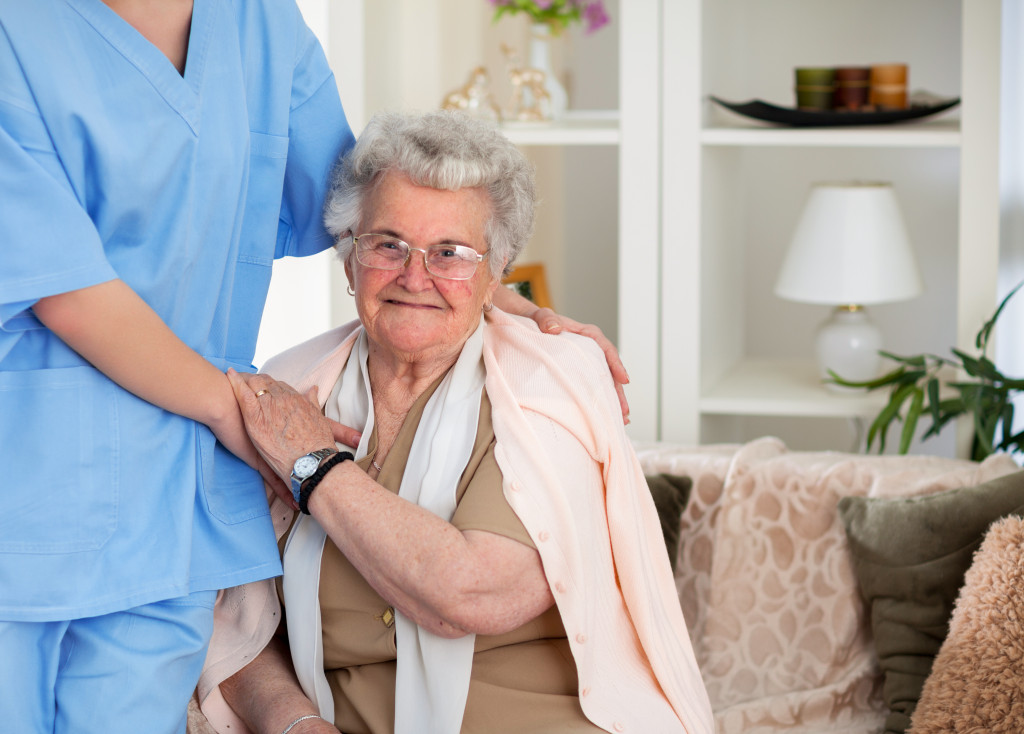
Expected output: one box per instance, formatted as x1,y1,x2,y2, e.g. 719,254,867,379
907,515,1024,733
838,469,1024,733
645,473,693,572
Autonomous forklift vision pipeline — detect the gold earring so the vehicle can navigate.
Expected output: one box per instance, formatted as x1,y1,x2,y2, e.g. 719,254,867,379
483,302,493,312
347,285,355,296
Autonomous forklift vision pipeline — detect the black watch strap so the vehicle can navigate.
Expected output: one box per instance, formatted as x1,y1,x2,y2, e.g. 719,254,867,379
298,451,354,514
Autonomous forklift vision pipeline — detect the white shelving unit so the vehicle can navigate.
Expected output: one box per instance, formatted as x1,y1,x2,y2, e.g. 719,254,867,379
701,119,961,148
500,111,621,146
281,1,1001,455
649,0,1002,455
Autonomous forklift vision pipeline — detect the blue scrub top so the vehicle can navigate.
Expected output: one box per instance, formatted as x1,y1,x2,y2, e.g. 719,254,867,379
0,0,355,621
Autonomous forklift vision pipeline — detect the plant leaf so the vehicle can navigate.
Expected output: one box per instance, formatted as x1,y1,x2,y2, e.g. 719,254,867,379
894,369,926,387
973,408,996,459
868,383,916,454
1000,426,1024,454
899,387,925,454
877,350,927,368
951,349,983,378
997,401,1016,451
921,399,968,439
924,377,941,430
828,366,905,390
976,279,1024,354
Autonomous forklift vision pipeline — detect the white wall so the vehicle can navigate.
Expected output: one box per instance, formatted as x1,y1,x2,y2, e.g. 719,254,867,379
997,0,1024,443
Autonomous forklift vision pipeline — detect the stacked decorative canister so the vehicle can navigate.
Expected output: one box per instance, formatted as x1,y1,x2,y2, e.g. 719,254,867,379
794,64,907,111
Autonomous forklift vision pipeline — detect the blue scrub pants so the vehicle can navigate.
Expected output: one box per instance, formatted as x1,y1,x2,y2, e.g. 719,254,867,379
0,589,216,734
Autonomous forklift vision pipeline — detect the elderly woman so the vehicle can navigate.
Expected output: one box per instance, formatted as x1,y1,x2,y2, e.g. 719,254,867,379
200,111,712,734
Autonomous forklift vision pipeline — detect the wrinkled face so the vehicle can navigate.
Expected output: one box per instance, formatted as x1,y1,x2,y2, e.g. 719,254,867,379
346,172,500,364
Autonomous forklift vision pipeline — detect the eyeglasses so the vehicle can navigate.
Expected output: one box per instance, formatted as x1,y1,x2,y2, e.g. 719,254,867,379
351,233,489,281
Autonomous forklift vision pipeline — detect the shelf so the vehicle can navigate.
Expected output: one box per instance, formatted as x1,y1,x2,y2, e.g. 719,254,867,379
700,358,889,418
500,110,620,146
701,119,961,148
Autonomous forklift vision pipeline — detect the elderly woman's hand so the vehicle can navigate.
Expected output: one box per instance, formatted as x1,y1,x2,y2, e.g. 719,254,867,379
226,369,338,507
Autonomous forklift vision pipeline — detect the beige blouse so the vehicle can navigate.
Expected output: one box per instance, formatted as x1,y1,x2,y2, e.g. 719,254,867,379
281,377,602,734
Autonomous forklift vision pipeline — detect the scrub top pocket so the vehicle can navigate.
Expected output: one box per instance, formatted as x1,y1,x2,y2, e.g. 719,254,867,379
197,427,270,525
0,366,119,553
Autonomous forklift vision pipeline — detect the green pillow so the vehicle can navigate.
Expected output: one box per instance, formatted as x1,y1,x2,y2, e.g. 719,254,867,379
645,473,693,572
838,469,1024,734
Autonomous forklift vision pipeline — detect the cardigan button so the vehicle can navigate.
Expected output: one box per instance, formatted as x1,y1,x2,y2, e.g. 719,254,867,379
613,723,625,732
575,633,587,644
580,686,591,697
554,581,567,593
538,530,550,542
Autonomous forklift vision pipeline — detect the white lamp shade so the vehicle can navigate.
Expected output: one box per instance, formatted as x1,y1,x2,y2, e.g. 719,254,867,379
774,181,923,305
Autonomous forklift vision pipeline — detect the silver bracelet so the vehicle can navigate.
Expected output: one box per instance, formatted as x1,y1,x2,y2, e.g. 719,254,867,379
281,714,323,734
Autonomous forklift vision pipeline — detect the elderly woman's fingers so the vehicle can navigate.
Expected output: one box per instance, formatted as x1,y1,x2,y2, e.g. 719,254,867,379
300,386,362,452
226,370,336,480
327,417,362,450
223,370,296,507
530,310,632,424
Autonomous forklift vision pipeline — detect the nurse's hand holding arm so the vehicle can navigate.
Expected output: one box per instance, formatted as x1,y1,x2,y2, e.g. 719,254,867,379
32,278,288,498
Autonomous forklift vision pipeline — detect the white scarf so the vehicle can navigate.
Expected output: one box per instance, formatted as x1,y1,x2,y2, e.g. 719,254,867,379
282,317,486,734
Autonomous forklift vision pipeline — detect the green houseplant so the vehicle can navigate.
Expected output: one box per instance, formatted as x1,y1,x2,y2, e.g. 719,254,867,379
830,281,1024,460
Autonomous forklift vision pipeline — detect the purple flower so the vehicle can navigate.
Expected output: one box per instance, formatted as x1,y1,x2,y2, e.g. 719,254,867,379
582,1,609,34
487,0,610,34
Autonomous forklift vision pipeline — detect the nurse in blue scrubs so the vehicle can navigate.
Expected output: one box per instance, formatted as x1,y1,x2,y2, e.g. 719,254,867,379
0,1,354,732
0,2,629,732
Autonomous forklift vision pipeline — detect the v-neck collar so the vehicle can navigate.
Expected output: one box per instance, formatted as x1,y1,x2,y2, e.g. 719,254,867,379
66,0,212,133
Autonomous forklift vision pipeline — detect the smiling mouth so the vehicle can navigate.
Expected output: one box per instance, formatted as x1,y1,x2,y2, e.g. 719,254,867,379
385,298,442,309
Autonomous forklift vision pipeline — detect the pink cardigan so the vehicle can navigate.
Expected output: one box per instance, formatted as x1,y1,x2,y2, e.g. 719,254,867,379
198,310,713,734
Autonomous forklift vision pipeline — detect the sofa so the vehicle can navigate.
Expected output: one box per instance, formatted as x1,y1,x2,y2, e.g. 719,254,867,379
189,436,1024,734
636,436,1024,734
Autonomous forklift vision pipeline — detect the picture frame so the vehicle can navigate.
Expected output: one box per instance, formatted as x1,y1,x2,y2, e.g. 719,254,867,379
502,263,552,309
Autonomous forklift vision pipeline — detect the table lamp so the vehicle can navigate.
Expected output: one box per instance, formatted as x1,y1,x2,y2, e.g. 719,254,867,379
774,181,923,385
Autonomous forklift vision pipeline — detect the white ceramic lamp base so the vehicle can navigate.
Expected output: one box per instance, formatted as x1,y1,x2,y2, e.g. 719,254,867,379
816,306,882,388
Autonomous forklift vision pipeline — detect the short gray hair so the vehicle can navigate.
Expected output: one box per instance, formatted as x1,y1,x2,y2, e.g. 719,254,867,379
323,110,536,278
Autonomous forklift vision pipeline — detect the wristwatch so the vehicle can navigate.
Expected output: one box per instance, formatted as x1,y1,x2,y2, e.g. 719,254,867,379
290,448,338,505
298,451,353,514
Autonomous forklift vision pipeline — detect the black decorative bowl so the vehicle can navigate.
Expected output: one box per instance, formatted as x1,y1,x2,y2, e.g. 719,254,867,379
710,96,960,128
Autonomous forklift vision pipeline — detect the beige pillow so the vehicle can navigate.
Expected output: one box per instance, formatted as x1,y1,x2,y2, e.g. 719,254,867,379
907,514,1024,733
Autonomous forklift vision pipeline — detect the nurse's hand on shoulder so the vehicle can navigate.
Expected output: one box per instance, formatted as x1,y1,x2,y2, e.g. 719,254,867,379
529,307,630,424
491,287,631,424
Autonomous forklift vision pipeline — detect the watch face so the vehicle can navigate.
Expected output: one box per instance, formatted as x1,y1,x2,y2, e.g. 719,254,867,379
293,455,321,479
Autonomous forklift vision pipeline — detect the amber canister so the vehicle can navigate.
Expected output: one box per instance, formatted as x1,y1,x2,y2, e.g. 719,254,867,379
870,63,908,109
794,67,835,110
832,67,871,111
